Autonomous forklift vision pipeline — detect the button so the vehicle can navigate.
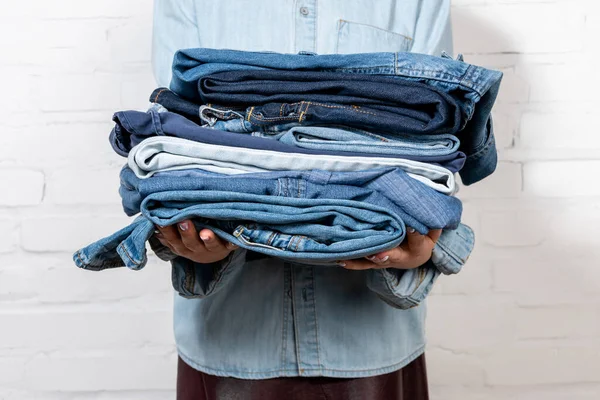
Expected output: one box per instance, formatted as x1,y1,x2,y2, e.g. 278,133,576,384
299,7,309,16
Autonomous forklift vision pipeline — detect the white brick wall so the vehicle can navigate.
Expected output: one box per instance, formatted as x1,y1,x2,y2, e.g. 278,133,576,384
0,1,598,399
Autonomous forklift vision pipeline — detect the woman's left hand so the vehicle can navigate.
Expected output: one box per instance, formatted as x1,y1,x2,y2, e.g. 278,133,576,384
341,229,442,270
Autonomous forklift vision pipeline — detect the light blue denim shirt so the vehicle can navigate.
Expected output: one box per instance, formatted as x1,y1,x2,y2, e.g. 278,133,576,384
152,0,470,379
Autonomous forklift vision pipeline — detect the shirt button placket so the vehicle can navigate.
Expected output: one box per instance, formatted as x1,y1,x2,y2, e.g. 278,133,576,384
294,0,317,53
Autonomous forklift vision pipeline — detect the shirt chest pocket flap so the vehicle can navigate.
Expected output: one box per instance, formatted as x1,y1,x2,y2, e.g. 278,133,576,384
336,19,413,54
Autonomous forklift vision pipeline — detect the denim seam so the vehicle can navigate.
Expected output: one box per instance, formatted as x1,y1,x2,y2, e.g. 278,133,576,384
74,250,89,269
149,110,165,137
153,88,169,103
280,264,289,370
310,266,324,370
117,242,141,267
435,240,466,266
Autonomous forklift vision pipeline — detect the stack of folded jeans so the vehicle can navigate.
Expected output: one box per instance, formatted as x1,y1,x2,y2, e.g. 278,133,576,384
74,49,502,294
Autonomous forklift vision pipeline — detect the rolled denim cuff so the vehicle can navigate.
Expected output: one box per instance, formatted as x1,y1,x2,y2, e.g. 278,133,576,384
366,261,440,310
431,223,475,275
172,248,247,299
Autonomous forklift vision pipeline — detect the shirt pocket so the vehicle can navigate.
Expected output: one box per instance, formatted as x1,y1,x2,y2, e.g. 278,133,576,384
335,19,413,54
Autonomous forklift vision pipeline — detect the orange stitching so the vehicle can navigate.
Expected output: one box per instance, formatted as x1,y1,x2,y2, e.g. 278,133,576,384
153,88,168,103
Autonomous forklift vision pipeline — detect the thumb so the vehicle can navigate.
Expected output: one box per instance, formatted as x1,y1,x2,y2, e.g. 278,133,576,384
405,227,426,250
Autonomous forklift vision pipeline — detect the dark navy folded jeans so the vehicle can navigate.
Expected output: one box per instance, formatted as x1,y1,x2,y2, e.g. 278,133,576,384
197,70,462,136
111,109,466,173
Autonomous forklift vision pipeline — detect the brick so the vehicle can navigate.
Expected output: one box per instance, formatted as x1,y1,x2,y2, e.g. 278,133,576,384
20,215,131,252
523,62,598,104
120,72,157,110
494,69,530,104
0,310,173,351
17,353,177,391
107,18,153,64
524,161,600,197
39,73,122,112
427,295,516,350
0,67,40,113
520,111,600,151
0,390,174,400
0,219,19,253
45,167,123,205
0,122,121,169
452,3,585,54
480,209,547,247
430,385,600,400
491,108,517,149
492,253,600,306
0,256,172,304
0,0,147,19
458,161,522,199
427,349,485,386
0,169,45,206
434,246,493,295
485,344,600,385
515,305,600,340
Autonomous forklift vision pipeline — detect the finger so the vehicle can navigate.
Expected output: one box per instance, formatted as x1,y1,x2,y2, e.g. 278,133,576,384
366,253,391,266
198,229,229,252
405,228,427,251
428,229,442,244
341,259,381,270
368,246,417,268
177,220,206,252
156,224,191,256
156,224,181,245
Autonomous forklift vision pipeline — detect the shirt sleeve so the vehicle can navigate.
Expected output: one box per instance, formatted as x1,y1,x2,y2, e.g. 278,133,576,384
409,0,454,56
152,0,202,87
366,223,475,309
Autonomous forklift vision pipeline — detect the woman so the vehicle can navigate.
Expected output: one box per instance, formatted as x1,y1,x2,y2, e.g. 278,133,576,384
152,1,455,398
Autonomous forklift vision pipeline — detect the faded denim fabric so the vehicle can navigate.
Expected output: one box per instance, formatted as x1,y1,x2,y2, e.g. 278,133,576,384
127,136,458,195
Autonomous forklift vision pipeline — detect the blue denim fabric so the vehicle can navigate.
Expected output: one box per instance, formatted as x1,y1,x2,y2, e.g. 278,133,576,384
170,48,502,185
128,136,459,195
150,88,465,164
150,0,470,379
198,70,462,136
112,108,466,173
122,166,461,231
74,165,461,272
278,127,461,158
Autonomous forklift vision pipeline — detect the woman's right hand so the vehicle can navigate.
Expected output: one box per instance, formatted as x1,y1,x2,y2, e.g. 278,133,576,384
155,220,239,264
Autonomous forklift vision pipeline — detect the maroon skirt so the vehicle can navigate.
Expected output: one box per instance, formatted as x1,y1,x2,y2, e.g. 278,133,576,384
177,354,429,400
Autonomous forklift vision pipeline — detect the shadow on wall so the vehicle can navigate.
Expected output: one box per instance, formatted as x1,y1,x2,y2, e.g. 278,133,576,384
427,6,600,393
453,5,600,294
